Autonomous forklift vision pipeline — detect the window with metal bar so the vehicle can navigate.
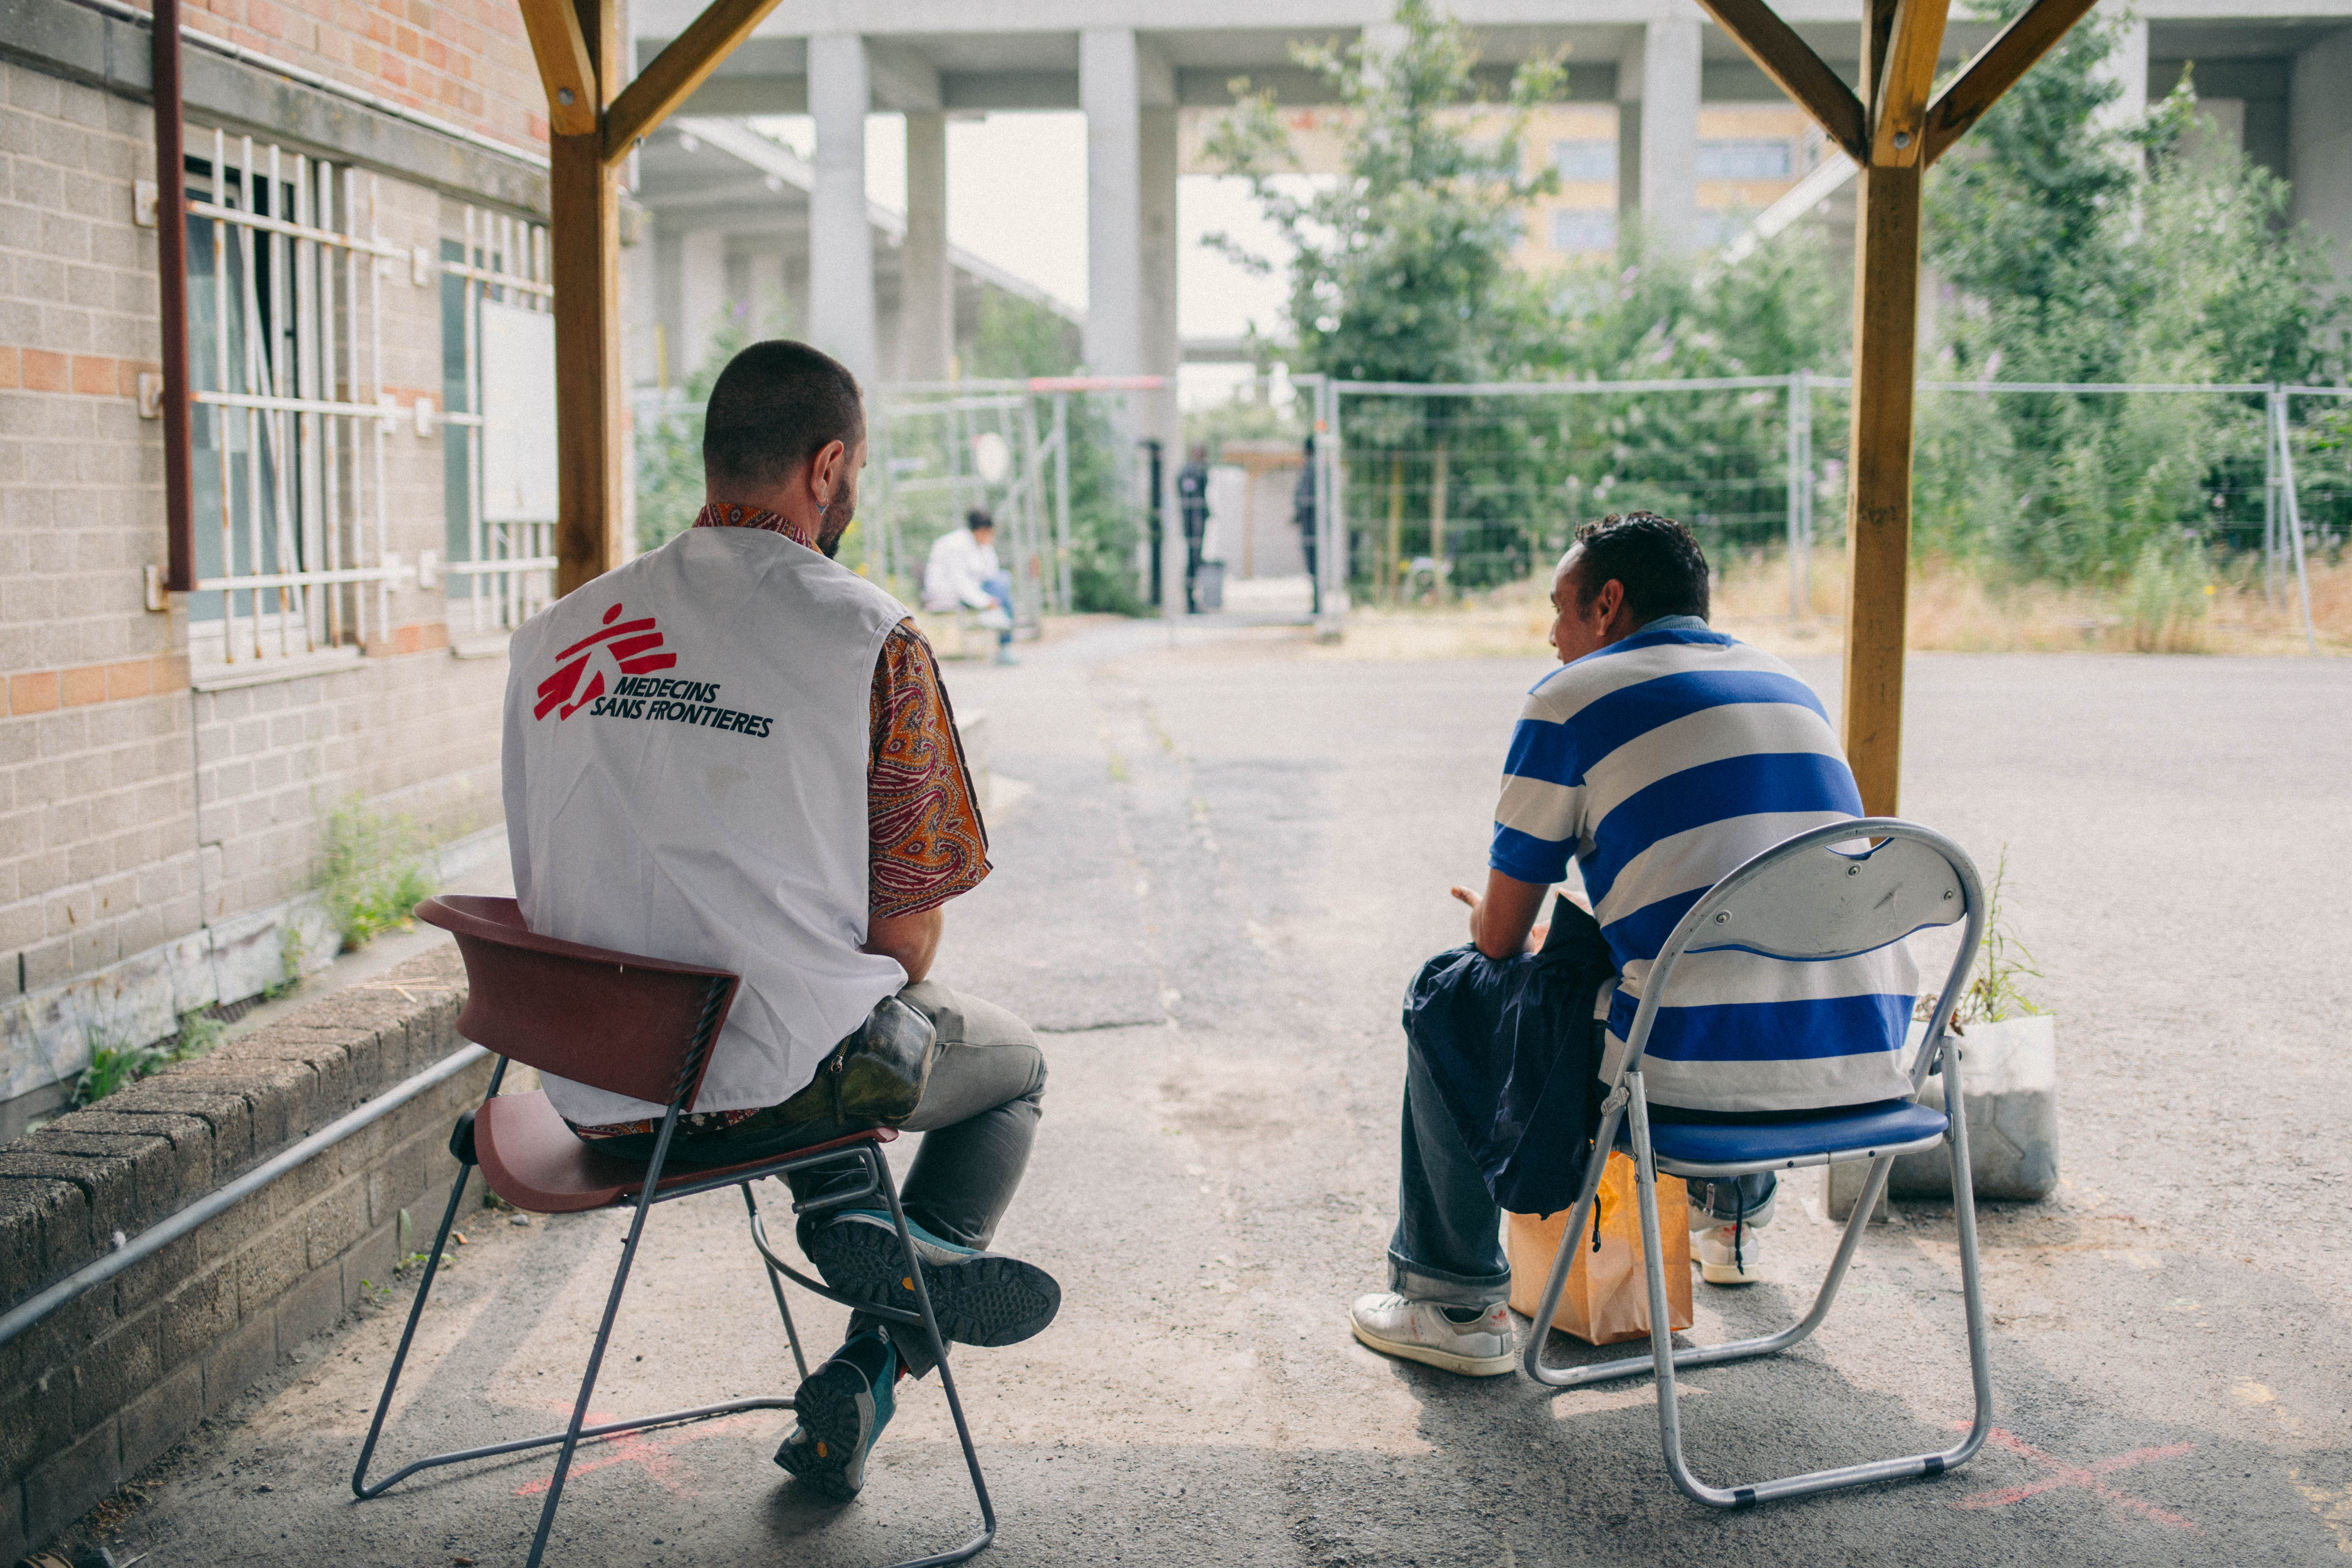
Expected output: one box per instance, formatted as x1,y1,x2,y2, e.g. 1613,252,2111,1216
440,208,557,636
182,128,418,666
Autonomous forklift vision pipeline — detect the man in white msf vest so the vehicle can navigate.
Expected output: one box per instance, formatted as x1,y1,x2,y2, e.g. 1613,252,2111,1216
502,340,1058,1504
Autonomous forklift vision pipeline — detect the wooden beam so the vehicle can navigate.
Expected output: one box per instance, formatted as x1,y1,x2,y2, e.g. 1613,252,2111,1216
516,0,597,137
551,0,626,594
603,0,790,164
1687,0,1867,161
1922,0,2101,165
1841,0,1922,817
1869,0,1951,167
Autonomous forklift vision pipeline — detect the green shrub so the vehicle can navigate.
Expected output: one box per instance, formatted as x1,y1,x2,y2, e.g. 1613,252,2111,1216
321,798,438,950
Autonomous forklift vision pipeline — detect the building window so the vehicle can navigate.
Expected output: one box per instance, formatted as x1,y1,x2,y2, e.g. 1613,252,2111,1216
181,129,409,663
1696,139,1794,180
441,211,558,637
1550,139,1616,182
1550,208,1618,253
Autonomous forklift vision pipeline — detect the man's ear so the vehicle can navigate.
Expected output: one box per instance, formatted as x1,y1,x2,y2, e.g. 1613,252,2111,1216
808,438,847,502
1596,577,1627,624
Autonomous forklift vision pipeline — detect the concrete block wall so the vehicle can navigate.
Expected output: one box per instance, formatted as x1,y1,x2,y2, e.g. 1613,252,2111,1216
191,650,506,924
0,942,488,1561
0,58,515,1124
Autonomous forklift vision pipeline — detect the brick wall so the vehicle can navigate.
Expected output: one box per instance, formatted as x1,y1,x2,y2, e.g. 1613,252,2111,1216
191,652,506,927
0,943,489,1561
0,59,202,1004
0,56,514,1121
158,0,547,155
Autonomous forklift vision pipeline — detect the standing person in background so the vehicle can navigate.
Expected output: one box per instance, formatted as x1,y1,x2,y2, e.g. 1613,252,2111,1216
1294,433,1320,614
1176,443,1211,613
924,509,1018,666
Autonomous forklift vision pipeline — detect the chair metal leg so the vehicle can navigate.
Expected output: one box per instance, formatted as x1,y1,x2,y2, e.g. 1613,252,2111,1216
1609,1069,1996,1508
743,1182,811,1383
1523,1083,1901,1392
351,1143,473,1498
871,1145,997,1568
523,1107,682,1568
354,1134,1000,1566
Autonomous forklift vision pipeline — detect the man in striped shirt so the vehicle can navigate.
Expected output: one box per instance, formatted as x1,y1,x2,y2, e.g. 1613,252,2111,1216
1352,512,1916,1377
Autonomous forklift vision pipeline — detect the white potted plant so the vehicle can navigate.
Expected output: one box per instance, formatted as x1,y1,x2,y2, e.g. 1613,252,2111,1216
1828,851,2057,1216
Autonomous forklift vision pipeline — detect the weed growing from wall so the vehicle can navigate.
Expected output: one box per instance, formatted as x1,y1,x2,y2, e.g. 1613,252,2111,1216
321,798,438,950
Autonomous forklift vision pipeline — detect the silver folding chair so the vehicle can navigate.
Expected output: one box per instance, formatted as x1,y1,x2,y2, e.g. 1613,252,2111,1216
1521,817,1993,1507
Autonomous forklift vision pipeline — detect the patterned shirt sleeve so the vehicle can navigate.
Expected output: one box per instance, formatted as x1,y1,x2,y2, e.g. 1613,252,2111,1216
868,620,992,918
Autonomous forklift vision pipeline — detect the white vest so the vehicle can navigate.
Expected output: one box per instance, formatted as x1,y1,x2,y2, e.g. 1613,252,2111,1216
501,527,910,1125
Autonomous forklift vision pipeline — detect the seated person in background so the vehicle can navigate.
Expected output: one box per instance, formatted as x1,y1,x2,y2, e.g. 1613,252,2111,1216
1352,512,1917,1377
503,340,1058,1501
922,508,1018,665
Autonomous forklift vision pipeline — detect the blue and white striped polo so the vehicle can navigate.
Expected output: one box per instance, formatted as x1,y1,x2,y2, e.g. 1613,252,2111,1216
1492,617,1917,1114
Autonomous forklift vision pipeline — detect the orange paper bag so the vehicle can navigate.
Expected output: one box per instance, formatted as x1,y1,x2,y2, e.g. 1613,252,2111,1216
1506,1152,1693,1346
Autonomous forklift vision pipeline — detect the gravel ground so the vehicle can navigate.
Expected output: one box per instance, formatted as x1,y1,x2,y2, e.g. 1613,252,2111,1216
88,622,2352,1567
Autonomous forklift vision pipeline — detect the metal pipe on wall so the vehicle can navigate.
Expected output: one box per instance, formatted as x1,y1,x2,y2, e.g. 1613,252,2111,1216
154,0,194,593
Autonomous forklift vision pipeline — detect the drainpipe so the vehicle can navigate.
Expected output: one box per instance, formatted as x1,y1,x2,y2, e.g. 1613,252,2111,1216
154,0,194,593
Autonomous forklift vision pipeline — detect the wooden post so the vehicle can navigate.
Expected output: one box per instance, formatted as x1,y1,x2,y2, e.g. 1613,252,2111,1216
1840,0,1925,816
549,0,624,595
1694,0,2093,813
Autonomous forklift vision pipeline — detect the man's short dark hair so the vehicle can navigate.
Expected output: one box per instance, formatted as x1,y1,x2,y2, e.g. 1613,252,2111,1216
1569,511,1710,623
702,340,864,490
966,509,995,533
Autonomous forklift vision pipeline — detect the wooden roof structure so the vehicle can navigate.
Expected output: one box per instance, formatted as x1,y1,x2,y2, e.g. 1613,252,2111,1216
519,0,2101,814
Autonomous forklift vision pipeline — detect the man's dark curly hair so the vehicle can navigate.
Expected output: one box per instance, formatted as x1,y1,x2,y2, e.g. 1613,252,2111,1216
1569,511,1710,623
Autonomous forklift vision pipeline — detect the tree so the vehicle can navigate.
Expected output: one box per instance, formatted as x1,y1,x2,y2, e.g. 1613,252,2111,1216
1203,0,1562,384
1918,0,2346,581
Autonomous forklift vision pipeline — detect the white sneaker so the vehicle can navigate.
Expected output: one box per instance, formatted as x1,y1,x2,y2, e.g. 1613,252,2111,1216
1694,1224,1763,1285
1348,1293,1517,1376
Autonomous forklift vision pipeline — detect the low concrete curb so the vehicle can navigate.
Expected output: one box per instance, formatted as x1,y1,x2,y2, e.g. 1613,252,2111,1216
0,945,487,1561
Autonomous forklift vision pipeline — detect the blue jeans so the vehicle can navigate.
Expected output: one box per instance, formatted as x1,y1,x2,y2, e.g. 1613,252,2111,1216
1388,1026,1515,1308
982,571,1013,646
1387,1027,1776,1308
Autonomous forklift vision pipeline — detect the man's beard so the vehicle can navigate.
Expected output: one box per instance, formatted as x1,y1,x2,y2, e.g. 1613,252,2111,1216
816,491,854,559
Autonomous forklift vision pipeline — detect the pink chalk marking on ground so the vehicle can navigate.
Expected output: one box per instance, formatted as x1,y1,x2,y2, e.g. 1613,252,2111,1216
513,1402,760,1499
1949,1423,2200,1530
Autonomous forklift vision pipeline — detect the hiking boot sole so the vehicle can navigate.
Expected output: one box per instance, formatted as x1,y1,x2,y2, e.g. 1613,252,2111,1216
775,1358,880,1501
809,1218,1061,1349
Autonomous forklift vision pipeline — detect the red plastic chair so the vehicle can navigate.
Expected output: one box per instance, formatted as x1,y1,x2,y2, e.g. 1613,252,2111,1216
351,895,994,1568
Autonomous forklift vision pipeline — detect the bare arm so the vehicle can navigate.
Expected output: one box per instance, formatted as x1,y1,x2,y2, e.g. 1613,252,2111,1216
863,906,944,985
1449,869,1553,961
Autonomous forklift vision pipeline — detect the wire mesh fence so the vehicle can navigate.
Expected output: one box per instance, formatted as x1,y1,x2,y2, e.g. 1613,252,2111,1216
1327,375,2348,631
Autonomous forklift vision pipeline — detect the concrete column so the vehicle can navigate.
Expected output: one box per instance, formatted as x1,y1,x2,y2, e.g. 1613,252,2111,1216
677,228,726,377
1141,105,1178,381
1081,28,1143,377
2094,3,2150,132
902,110,953,382
808,33,878,387
1616,30,1644,237
1637,18,1700,254
2290,30,2352,284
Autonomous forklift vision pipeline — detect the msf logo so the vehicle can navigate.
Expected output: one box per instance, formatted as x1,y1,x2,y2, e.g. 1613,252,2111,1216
534,602,678,721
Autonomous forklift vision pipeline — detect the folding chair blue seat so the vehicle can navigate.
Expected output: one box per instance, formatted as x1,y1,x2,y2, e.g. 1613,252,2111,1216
1522,818,1994,1507
351,894,994,1567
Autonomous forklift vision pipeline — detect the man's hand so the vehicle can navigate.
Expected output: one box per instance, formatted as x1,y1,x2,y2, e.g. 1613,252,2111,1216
1449,870,1552,961
863,906,943,984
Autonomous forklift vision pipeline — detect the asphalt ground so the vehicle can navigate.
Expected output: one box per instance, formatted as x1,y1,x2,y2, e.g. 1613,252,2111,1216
87,622,2352,1567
